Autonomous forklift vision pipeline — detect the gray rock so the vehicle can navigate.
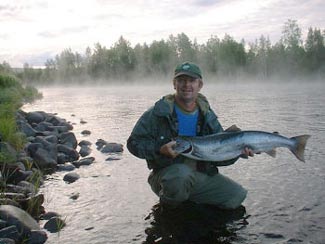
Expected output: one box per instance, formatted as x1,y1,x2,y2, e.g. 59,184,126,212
0,198,20,207
0,238,16,244
43,135,58,144
34,121,53,132
17,120,37,137
43,217,66,233
0,205,40,236
57,152,68,164
40,211,60,220
26,112,45,124
73,157,95,167
63,172,80,183
28,230,48,244
95,139,107,150
78,140,92,147
33,148,57,170
0,142,17,163
59,132,77,149
17,181,37,195
57,163,76,171
100,143,123,153
70,192,80,200
0,226,20,242
57,144,79,162
81,130,91,135
79,145,91,157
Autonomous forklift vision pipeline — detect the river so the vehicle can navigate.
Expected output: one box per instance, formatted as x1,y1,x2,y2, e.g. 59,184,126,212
23,81,325,244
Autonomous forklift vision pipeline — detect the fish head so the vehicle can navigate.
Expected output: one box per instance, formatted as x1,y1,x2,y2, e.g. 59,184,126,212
173,137,192,154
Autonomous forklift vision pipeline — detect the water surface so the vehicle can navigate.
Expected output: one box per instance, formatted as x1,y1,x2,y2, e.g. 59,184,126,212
23,81,325,243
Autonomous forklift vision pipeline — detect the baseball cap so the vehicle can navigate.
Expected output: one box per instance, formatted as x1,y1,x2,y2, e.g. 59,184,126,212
174,62,202,79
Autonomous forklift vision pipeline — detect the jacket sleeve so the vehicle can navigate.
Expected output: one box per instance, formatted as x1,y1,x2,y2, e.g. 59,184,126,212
127,109,159,160
127,109,174,170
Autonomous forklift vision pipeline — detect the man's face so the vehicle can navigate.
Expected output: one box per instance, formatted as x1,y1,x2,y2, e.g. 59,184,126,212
173,75,203,103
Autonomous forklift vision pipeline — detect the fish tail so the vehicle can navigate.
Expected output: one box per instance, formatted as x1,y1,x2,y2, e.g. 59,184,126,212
290,135,311,162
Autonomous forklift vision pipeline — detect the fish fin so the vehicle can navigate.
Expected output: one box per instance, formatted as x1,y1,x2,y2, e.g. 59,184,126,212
265,149,276,158
290,135,311,162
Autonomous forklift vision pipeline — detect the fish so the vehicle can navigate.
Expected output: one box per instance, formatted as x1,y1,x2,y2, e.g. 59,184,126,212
173,131,310,162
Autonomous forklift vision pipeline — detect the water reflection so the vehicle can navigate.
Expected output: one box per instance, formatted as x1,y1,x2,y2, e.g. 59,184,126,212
143,202,248,244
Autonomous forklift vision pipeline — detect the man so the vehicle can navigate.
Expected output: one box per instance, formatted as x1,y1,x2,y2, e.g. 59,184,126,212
127,62,253,210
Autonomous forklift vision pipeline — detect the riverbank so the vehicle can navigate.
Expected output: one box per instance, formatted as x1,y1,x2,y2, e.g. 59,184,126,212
0,109,123,243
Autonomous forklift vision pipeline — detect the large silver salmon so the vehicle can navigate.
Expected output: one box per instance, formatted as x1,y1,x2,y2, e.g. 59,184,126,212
174,131,310,162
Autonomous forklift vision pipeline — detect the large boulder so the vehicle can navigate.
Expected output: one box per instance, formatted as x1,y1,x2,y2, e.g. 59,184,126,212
57,144,79,162
59,132,77,149
0,205,40,237
26,112,45,124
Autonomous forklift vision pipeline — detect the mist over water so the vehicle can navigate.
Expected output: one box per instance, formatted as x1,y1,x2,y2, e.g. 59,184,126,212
23,80,325,243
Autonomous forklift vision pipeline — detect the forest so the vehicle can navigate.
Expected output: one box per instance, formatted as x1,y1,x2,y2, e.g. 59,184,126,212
1,20,325,84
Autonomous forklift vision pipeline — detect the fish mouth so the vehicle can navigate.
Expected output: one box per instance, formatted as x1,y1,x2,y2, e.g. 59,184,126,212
182,145,192,154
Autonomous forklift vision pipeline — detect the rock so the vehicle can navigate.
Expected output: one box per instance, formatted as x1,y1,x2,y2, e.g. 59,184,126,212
57,163,76,171
0,219,7,228
26,112,45,124
79,145,91,157
43,217,66,233
100,143,123,153
34,121,53,133
105,156,121,161
78,140,92,147
59,132,77,149
45,114,64,126
70,192,80,200
80,119,87,124
28,230,48,244
0,238,16,244
33,147,57,171
40,211,60,220
21,194,45,217
43,135,58,144
17,120,37,137
63,172,80,183
95,139,107,150
17,181,37,195
57,144,79,162
0,198,20,207
0,205,40,237
0,142,17,163
81,130,91,135
1,193,26,201
0,226,20,242
72,157,95,168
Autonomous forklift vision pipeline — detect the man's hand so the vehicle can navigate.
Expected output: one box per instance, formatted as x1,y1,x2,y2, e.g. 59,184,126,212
241,147,254,159
159,141,178,158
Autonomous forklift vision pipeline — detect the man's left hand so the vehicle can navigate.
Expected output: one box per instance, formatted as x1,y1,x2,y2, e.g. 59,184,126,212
241,147,254,159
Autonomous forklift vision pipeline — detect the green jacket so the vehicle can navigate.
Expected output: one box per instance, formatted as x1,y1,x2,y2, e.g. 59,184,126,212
127,93,238,171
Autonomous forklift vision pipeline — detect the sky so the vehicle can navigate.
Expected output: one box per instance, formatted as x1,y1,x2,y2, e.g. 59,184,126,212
1,0,324,68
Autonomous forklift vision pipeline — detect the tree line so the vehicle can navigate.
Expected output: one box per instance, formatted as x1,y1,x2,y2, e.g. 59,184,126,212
2,19,325,84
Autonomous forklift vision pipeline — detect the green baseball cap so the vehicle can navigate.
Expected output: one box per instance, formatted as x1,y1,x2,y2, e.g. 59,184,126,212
174,62,202,79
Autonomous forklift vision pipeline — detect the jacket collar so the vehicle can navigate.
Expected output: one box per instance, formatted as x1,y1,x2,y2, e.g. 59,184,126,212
153,93,211,117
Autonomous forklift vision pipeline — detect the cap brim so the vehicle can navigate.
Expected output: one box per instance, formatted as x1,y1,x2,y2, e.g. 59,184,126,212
174,71,201,79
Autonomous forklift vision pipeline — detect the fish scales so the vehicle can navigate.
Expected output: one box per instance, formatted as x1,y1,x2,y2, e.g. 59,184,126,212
174,131,310,162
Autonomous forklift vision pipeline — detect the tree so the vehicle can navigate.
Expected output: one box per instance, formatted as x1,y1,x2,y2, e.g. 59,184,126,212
305,27,325,72
280,19,305,74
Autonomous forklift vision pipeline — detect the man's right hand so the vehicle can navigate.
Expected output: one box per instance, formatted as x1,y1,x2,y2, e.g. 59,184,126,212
159,141,178,158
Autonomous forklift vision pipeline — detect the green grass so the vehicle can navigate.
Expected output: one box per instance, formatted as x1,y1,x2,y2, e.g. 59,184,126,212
0,73,41,163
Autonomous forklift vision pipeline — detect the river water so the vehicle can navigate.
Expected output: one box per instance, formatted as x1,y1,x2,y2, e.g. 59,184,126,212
23,81,325,244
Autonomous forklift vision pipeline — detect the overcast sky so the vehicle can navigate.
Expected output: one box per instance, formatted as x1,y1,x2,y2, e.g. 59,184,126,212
1,0,324,68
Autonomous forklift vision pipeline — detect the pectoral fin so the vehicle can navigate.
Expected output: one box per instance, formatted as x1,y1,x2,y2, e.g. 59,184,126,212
265,149,276,158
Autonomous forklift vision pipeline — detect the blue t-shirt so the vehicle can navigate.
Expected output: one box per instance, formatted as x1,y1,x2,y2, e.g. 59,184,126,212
174,104,199,136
